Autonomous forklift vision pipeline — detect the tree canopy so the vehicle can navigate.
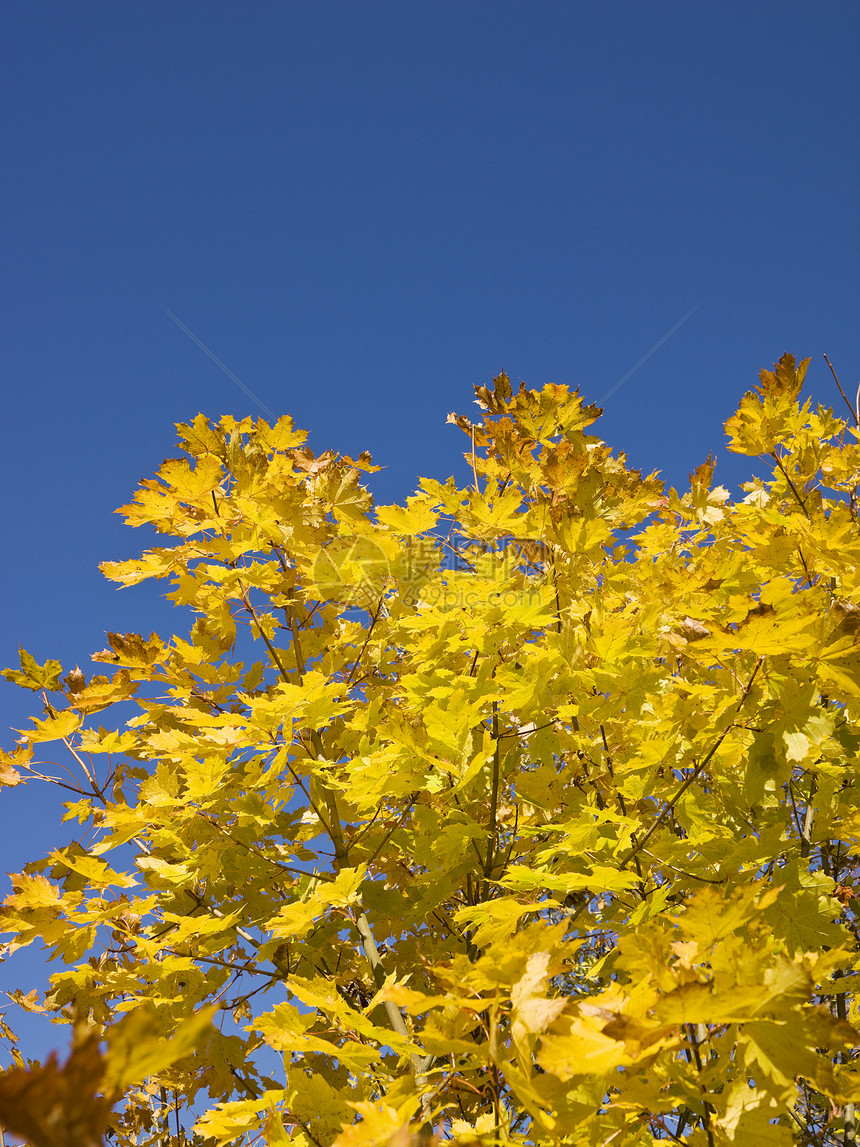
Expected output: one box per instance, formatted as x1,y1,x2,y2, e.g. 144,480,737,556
2,354,860,1146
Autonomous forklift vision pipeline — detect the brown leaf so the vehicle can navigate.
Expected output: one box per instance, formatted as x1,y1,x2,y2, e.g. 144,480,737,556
675,617,711,641
0,1034,116,1147
689,454,716,489
0,758,22,787
63,667,87,694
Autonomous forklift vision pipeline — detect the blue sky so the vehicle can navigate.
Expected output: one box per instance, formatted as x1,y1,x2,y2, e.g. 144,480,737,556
1,1,858,1055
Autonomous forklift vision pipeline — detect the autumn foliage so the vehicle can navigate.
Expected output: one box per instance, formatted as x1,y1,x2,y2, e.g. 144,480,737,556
3,354,860,1145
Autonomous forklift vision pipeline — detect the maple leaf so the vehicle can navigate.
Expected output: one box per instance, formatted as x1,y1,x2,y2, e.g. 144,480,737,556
1,646,63,692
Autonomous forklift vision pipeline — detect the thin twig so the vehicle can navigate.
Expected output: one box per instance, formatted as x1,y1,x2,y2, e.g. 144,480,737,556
196,812,326,881
242,591,292,682
55,735,97,794
358,796,419,869
770,452,811,519
13,765,83,796
824,354,859,427
345,600,383,685
640,851,727,885
287,600,306,682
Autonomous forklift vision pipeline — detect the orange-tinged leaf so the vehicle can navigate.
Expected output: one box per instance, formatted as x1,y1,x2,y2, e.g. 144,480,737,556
0,1034,113,1147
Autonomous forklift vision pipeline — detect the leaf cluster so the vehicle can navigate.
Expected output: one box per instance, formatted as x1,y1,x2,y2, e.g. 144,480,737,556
3,358,860,1146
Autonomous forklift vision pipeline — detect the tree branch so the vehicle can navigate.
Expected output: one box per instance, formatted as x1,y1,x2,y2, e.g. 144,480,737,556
484,703,501,884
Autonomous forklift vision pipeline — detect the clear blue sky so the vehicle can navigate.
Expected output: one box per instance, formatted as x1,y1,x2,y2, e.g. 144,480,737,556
1,1,858,1055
